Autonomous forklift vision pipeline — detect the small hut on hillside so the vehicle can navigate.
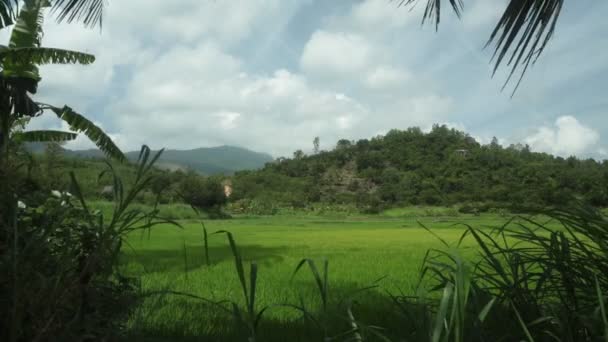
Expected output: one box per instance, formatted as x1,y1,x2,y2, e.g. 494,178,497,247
455,149,469,157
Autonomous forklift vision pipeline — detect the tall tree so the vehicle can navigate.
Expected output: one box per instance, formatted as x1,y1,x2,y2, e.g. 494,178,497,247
313,136,320,154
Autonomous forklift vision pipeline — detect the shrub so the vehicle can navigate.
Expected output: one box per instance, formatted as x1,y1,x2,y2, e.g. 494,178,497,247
356,191,384,214
0,146,172,341
227,198,278,216
178,174,227,212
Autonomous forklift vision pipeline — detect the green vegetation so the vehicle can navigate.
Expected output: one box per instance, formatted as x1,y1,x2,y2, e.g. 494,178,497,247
177,173,228,217
25,126,608,219
233,127,608,211
2,1,607,341
121,212,497,340
120,204,608,341
0,2,136,340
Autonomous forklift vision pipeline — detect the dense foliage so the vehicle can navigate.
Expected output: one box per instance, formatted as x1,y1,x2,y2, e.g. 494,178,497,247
177,172,227,215
233,125,608,212
2,1,605,341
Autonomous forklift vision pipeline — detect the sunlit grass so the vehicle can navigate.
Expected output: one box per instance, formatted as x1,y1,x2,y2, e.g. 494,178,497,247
121,211,533,340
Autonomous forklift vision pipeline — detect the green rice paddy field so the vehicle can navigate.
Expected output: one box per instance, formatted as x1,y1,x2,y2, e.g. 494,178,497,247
121,210,549,341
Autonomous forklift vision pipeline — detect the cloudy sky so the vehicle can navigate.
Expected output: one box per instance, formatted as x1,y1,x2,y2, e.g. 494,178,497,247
5,0,608,158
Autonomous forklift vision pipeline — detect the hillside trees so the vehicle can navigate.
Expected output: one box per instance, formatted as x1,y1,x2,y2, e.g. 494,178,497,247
232,125,608,211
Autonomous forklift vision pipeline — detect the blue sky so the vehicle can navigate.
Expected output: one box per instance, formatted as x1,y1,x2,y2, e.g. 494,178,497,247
7,0,608,158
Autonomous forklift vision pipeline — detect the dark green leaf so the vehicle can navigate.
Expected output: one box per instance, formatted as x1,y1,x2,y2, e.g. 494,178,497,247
14,129,76,142
51,105,125,162
0,47,95,65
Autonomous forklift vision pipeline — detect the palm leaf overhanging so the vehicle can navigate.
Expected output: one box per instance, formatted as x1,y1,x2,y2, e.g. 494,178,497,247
0,0,104,29
487,0,563,91
0,0,19,29
0,0,123,162
51,0,104,28
397,0,463,30
397,0,564,93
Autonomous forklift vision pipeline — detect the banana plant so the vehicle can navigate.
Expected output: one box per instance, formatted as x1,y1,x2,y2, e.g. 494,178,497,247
0,0,124,163
1,0,104,30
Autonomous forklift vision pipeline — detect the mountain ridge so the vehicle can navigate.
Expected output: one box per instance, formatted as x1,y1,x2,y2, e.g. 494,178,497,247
26,143,274,175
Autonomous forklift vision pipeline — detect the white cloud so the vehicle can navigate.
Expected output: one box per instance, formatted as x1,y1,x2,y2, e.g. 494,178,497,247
107,46,375,154
365,65,410,89
104,0,291,46
463,0,504,30
300,30,373,75
100,40,453,156
215,111,241,130
525,116,601,157
3,0,604,160
350,0,415,30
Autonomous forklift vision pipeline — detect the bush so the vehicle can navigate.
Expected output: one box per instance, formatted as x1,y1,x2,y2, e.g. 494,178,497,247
356,191,384,214
227,198,278,216
422,207,459,217
458,202,492,215
179,174,227,212
1,146,168,341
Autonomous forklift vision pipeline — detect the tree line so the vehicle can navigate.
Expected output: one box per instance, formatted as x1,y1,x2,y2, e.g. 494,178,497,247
232,125,608,212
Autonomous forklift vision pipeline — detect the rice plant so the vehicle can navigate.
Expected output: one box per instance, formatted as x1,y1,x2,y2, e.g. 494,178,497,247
419,200,608,341
214,230,273,342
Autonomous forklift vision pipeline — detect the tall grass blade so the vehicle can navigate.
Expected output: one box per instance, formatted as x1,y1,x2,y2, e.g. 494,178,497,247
595,274,608,342
477,297,496,323
215,230,248,307
432,283,453,342
182,241,188,280
511,301,535,342
202,223,209,266
249,262,258,318
293,258,328,311
346,306,363,342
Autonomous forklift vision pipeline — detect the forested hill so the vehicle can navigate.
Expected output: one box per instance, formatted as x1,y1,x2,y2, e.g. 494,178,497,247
26,143,273,175
232,125,608,211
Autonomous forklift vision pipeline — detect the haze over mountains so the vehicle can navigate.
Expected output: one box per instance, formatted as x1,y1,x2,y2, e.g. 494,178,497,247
26,143,274,175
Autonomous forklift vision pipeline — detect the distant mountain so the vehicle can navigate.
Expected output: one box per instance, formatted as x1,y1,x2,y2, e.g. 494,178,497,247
127,146,275,175
27,144,274,175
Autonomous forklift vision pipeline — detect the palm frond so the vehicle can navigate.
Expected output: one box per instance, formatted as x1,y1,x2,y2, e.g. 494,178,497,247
0,0,19,29
14,129,76,142
0,47,95,65
50,105,126,162
398,0,564,93
51,0,105,28
396,0,464,30
486,0,564,93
